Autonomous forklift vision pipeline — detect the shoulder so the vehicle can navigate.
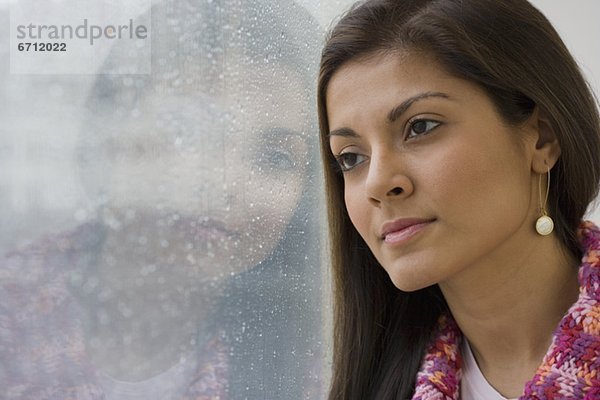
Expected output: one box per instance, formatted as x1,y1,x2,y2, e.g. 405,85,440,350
578,221,600,300
523,221,600,397
0,223,104,399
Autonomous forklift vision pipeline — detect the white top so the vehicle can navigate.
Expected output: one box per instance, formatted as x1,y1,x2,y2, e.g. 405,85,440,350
460,339,518,400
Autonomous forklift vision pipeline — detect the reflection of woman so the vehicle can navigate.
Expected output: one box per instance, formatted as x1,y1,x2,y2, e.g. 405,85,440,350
1,0,323,398
318,0,600,399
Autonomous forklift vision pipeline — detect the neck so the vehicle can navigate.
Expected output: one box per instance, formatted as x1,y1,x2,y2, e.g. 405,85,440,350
439,229,579,397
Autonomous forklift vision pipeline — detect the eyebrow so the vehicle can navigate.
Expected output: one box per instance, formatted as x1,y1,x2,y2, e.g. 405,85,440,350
387,91,450,122
328,91,450,138
327,127,358,138
260,127,307,142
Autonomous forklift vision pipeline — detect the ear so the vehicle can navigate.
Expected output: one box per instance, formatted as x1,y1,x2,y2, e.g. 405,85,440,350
525,106,561,173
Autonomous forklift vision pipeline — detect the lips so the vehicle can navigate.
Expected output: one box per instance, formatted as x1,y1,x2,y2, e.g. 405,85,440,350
380,218,435,240
174,216,235,241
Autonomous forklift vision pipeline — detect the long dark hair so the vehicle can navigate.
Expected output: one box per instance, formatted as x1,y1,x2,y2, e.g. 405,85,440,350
317,0,600,398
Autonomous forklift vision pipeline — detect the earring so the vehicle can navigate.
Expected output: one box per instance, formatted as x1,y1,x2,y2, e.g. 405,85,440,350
535,165,554,236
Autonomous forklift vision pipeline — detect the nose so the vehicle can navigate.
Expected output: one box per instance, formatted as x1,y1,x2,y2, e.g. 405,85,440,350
365,148,413,206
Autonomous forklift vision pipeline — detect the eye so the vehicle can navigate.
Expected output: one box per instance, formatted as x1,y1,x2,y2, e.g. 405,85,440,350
334,151,368,172
406,119,441,139
253,149,296,173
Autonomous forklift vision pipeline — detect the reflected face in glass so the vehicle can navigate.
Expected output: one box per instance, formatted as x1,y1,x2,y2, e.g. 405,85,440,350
326,53,538,292
101,65,311,281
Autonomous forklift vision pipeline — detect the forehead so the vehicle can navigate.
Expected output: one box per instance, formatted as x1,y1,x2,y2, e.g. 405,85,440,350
325,52,485,126
327,52,441,103
122,61,312,133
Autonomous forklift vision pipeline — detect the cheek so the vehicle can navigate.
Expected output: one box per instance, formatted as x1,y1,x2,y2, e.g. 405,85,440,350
242,173,304,234
430,133,532,227
108,159,174,208
109,147,227,209
431,149,490,213
344,182,371,240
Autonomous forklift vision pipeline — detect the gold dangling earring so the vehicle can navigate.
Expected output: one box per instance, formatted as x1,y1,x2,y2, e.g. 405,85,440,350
535,165,554,236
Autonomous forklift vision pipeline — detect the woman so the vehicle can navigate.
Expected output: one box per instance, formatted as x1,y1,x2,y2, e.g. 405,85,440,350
1,0,323,398
318,0,600,399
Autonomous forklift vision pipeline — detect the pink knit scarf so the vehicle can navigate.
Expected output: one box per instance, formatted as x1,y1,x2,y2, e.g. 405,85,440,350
412,221,600,400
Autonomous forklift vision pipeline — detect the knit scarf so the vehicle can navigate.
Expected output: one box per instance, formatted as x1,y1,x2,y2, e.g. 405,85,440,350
412,221,600,400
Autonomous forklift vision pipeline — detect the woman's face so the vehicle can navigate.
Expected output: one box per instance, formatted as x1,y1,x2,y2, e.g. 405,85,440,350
101,65,311,282
326,53,541,292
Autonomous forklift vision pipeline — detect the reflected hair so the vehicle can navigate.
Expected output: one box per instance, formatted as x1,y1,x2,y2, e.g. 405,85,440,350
317,0,600,398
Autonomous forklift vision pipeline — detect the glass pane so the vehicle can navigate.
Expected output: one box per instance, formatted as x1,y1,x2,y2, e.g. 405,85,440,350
0,0,348,398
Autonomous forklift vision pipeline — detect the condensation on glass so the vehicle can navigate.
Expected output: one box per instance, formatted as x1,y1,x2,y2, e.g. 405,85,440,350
0,0,345,398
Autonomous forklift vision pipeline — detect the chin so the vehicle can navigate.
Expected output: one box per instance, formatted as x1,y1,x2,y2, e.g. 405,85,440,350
379,250,445,293
388,272,434,293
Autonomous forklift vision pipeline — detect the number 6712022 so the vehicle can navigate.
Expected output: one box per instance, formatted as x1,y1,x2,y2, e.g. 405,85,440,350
18,42,67,51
